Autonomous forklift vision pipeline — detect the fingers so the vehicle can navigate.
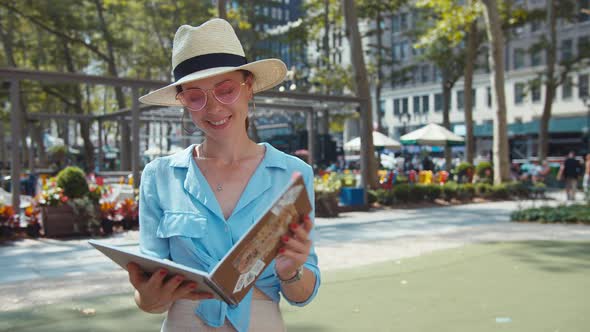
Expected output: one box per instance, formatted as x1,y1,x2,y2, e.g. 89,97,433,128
127,262,148,288
289,219,311,243
281,234,308,254
173,282,214,301
301,214,313,233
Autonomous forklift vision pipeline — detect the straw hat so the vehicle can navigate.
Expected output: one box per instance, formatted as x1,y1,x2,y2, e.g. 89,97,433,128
139,18,287,106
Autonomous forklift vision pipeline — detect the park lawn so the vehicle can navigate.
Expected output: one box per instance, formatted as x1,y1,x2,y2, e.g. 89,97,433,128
1,241,589,332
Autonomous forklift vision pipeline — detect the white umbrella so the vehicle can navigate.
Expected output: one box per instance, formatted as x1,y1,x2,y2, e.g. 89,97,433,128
400,123,464,146
344,131,402,151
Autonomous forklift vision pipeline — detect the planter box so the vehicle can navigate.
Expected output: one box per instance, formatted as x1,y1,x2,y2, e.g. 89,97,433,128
41,205,84,237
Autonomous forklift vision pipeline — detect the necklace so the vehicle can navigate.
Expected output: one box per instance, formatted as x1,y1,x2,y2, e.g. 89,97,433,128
196,144,223,192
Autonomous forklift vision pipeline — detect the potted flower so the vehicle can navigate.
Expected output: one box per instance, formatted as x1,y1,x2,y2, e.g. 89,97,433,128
118,198,138,230
0,204,16,240
24,205,41,238
314,173,341,218
99,202,117,235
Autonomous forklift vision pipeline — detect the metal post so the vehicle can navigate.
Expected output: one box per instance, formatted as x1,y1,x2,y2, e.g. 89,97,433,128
306,108,315,168
131,88,140,189
98,119,104,171
359,99,371,206
10,79,21,213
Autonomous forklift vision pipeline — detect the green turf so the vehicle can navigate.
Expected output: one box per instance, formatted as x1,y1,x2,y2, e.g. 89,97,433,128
1,241,589,332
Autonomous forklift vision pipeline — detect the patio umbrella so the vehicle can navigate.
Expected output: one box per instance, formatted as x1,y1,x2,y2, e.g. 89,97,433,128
400,123,464,146
344,131,401,151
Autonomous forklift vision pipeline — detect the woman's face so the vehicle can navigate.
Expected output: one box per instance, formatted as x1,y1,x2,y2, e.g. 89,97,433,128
181,71,252,140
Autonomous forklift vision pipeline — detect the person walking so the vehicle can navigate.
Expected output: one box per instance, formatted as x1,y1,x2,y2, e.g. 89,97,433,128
558,151,581,201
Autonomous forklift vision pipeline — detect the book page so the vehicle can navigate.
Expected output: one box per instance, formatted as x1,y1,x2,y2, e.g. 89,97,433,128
210,173,312,306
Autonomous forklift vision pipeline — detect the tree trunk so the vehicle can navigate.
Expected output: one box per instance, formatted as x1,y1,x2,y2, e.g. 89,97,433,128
217,0,227,19
321,0,331,135
482,0,511,184
31,123,48,167
464,19,477,164
342,0,377,189
442,74,453,171
538,0,557,161
375,11,384,133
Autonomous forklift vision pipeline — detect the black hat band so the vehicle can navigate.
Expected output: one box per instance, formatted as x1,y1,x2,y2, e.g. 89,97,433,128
173,53,247,81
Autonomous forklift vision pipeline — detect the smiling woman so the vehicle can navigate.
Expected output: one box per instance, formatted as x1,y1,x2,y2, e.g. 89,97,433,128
131,18,321,332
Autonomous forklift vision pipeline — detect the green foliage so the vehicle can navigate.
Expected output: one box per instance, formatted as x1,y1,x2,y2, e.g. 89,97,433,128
455,162,474,175
392,183,411,204
511,204,590,224
475,182,492,197
423,184,442,201
442,181,458,201
457,183,475,200
56,167,89,199
489,184,509,200
475,161,493,178
370,189,394,205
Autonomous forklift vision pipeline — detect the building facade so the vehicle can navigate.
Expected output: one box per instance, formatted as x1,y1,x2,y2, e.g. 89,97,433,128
373,1,590,159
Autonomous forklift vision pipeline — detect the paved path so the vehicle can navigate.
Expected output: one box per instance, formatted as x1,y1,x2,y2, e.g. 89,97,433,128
1,196,589,311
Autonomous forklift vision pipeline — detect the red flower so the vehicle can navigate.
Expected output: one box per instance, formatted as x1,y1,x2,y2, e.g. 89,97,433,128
60,196,69,203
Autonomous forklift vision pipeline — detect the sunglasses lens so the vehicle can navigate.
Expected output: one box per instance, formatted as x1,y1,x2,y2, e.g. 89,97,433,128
179,89,206,111
213,80,241,104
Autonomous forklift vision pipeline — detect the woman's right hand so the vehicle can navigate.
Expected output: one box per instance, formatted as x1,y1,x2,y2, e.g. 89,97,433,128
127,262,214,313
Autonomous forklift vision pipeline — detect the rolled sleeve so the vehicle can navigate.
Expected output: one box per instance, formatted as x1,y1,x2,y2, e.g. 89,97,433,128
282,166,321,307
138,161,168,259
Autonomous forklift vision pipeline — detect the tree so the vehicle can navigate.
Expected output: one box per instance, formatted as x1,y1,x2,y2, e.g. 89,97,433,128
342,0,378,189
481,0,510,184
534,0,590,160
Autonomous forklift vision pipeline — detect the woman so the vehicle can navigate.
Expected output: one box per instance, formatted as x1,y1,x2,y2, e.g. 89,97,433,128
127,18,320,331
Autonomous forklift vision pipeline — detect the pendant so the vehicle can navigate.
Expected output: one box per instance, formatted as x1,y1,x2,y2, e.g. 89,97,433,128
216,184,223,192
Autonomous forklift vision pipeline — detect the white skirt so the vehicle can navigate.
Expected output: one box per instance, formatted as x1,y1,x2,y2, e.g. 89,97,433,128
160,299,286,332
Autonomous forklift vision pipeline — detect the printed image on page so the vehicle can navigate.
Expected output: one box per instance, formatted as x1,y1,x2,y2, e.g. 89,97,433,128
232,184,303,293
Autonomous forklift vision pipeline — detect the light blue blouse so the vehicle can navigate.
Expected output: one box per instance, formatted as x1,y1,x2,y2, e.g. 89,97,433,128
138,142,321,332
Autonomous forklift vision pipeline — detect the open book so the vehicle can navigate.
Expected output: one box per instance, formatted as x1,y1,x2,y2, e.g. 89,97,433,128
89,172,312,307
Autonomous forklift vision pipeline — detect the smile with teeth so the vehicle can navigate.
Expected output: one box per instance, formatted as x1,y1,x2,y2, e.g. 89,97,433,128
208,116,230,126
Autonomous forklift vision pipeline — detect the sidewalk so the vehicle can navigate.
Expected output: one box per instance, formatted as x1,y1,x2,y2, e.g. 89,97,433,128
1,241,589,331
1,194,589,330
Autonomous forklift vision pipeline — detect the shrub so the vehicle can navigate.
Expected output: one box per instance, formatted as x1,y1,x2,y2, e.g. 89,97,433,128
475,161,493,181
454,162,474,183
489,184,509,200
475,182,492,197
409,185,427,203
370,189,394,206
511,204,590,224
392,184,411,204
457,183,475,201
442,182,458,201
56,167,89,199
505,181,530,199
423,184,442,201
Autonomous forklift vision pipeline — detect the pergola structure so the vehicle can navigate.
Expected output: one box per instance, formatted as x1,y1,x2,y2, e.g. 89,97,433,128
1,67,372,213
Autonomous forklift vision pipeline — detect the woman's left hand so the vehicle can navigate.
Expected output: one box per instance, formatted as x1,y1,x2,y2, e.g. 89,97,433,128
274,215,313,280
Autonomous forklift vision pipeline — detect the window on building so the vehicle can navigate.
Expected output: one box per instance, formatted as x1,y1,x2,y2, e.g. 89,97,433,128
435,93,443,112
561,39,573,61
394,98,400,115
421,65,429,83
578,36,590,57
457,90,464,110
514,49,525,69
487,86,492,107
400,40,409,60
579,74,589,98
402,97,409,114
562,76,573,99
433,68,442,82
580,0,589,22
531,49,543,66
514,83,525,104
531,20,542,32
392,15,400,33
400,13,408,31
422,95,429,113
379,100,385,116
413,96,420,113
531,83,541,102
392,42,401,61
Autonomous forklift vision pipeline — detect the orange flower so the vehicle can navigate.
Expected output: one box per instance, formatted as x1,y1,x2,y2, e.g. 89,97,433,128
25,206,34,217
